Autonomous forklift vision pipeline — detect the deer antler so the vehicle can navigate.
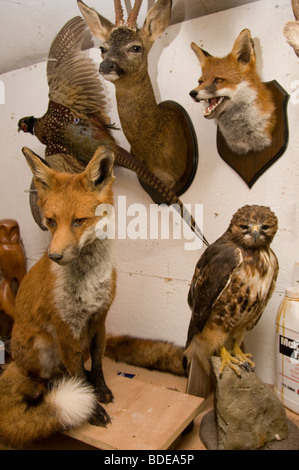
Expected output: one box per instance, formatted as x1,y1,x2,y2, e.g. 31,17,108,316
127,0,143,30
114,0,124,27
292,0,299,20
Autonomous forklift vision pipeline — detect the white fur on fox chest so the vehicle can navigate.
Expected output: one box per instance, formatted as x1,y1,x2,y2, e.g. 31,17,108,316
52,240,113,339
217,82,272,154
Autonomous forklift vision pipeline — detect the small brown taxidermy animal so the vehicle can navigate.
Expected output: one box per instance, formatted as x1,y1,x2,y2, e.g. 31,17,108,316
190,29,276,155
185,205,278,398
0,145,116,448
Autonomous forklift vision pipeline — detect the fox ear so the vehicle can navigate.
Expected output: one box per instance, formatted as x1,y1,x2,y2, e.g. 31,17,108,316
231,29,255,65
77,0,113,41
84,145,115,190
22,147,54,190
191,42,212,66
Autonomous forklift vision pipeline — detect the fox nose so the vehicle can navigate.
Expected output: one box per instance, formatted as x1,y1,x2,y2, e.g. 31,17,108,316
189,90,198,100
48,253,63,263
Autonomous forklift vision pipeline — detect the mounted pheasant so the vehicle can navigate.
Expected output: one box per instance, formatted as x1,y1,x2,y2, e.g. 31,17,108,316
18,15,207,246
18,16,122,172
77,0,198,196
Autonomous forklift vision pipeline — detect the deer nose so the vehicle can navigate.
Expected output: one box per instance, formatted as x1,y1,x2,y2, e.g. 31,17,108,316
100,60,117,75
49,253,63,263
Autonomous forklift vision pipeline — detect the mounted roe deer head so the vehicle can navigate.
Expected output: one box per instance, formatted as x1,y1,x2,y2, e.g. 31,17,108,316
77,0,189,190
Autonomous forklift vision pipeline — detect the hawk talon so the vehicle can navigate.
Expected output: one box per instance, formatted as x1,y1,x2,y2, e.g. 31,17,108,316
240,361,251,372
219,346,243,378
231,342,256,372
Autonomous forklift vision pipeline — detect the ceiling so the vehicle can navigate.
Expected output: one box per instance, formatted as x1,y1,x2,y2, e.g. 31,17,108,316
0,0,259,75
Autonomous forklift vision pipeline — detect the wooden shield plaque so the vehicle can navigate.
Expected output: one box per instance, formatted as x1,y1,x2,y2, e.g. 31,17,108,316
138,100,198,204
216,80,289,188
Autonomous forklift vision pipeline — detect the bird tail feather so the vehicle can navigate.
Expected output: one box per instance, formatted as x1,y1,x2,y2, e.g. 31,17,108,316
185,355,213,398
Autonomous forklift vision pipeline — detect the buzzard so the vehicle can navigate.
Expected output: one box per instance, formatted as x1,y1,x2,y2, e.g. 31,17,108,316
184,205,279,397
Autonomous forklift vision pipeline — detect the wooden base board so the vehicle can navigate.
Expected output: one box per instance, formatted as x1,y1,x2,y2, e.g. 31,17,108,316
65,370,203,450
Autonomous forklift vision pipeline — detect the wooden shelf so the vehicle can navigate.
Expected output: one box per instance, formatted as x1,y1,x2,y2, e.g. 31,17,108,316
65,370,203,450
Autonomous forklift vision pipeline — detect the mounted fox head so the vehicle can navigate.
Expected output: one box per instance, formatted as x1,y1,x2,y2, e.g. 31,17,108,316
22,146,114,264
190,29,275,155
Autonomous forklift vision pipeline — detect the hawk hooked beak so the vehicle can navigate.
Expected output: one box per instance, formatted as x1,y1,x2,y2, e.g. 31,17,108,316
252,225,260,242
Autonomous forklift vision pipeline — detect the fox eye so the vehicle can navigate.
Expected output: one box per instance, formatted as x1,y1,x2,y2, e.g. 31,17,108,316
100,46,107,54
214,77,224,83
73,218,87,227
46,218,56,228
198,79,203,85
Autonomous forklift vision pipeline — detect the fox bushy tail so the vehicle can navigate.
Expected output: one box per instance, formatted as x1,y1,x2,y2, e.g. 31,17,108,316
0,362,96,449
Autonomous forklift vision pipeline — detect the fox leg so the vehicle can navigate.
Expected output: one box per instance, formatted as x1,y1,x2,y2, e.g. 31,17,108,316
56,329,86,378
12,331,67,380
57,327,111,427
88,310,114,404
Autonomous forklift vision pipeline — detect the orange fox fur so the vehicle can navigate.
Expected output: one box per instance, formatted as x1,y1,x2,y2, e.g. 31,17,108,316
190,29,275,155
0,145,116,448
105,334,187,377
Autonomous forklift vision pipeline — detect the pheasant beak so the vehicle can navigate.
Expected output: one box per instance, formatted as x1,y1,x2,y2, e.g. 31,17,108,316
252,225,260,242
18,122,27,132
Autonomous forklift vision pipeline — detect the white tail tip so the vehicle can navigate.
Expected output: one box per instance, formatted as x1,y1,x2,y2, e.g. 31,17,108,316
48,376,97,428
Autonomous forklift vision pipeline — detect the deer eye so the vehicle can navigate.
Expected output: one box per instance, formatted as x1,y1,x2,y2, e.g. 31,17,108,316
129,45,142,53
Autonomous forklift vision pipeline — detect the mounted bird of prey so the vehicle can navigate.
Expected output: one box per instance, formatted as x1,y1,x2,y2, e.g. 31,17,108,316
18,16,208,247
184,205,279,398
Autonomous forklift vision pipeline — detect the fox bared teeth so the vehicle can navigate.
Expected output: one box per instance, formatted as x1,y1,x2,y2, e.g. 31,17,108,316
204,96,225,116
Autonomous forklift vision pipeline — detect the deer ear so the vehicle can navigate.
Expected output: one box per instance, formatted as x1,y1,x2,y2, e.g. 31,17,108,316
22,147,54,191
191,42,212,66
84,145,115,190
231,29,255,65
77,0,113,41
142,0,172,42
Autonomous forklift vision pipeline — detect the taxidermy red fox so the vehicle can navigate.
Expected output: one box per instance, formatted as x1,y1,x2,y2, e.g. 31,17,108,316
0,145,116,449
189,29,276,155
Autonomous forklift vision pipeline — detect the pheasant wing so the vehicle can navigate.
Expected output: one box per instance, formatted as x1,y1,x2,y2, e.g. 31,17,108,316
47,17,108,120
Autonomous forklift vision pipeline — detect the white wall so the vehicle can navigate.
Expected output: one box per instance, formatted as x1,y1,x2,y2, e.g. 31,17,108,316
0,0,298,385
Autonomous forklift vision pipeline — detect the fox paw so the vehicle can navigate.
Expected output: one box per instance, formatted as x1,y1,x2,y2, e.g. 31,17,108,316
96,385,114,404
88,402,111,427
